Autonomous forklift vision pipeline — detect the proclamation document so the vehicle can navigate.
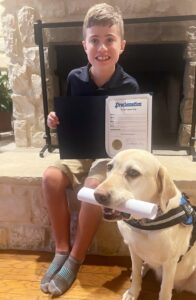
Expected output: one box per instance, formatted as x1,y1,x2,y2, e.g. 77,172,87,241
105,94,152,157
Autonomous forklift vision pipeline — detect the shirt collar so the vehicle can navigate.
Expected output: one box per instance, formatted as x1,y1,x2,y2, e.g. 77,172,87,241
80,64,123,89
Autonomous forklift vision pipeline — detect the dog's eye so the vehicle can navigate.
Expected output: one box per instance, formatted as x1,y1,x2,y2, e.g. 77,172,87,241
126,168,140,178
107,163,113,172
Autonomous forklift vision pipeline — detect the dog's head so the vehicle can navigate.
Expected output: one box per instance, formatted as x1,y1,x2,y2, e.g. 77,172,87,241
94,149,178,221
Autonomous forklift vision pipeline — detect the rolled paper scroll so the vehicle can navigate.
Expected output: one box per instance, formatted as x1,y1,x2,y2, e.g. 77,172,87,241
77,187,158,219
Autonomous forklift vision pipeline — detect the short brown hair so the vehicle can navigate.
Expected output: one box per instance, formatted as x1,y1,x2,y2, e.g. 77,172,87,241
83,3,124,39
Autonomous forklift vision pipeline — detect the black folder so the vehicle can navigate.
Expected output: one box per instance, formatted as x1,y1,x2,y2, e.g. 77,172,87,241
54,96,109,159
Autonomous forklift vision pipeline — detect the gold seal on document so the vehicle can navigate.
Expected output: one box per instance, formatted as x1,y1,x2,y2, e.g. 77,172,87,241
112,139,122,150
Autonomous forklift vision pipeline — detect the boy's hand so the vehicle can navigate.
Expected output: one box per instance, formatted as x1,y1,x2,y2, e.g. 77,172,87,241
47,112,59,129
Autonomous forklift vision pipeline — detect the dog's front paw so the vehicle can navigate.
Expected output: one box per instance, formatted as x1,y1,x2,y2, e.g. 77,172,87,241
122,289,137,300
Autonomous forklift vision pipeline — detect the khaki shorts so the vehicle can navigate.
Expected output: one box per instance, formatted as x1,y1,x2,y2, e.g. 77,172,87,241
53,158,111,188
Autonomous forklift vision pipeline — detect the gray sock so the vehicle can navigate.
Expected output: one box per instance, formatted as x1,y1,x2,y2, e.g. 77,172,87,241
48,255,82,295
40,252,69,293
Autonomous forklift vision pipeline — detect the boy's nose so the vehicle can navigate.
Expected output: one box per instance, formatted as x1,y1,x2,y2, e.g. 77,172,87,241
98,43,107,51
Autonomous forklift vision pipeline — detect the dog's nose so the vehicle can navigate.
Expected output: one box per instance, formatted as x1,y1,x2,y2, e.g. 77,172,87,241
94,190,111,205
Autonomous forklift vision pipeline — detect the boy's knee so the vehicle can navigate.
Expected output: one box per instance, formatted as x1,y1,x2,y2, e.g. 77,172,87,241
43,166,58,180
42,166,69,187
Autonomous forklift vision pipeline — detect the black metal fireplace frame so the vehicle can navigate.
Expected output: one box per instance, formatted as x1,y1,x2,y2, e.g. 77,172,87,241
34,15,196,160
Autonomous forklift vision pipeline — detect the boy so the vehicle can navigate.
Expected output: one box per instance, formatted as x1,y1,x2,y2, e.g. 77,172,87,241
41,3,139,296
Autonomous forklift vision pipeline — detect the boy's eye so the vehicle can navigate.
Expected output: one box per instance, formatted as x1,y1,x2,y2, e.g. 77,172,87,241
90,38,99,45
106,37,114,43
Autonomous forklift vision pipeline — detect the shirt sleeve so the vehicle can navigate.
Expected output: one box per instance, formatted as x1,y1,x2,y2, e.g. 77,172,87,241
132,80,140,94
65,73,72,96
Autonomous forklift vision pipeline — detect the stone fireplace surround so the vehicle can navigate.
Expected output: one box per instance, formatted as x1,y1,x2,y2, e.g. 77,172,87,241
1,0,196,150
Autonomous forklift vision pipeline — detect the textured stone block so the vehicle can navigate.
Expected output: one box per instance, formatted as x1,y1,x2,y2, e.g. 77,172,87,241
0,184,31,223
180,98,193,124
9,225,45,250
178,124,192,146
17,6,36,47
31,187,50,226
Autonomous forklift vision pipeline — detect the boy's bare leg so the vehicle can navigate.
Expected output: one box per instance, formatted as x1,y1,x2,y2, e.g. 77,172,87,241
48,178,103,295
71,178,102,259
40,167,71,293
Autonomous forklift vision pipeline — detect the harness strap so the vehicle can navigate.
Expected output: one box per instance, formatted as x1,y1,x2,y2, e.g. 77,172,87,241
124,197,196,231
124,206,188,230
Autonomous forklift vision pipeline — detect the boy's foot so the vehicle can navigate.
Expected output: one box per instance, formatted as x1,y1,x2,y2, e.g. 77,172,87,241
48,255,82,295
40,252,69,293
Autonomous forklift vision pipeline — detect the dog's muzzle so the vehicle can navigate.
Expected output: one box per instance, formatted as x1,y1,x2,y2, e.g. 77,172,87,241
94,190,131,221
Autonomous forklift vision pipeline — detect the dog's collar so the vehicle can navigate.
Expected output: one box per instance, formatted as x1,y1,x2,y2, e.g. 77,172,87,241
124,195,196,231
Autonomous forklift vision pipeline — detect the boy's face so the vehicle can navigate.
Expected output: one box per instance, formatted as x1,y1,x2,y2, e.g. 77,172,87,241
82,24,126,72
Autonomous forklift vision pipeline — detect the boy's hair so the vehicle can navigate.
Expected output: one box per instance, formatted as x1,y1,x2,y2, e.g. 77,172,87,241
83,3,124,39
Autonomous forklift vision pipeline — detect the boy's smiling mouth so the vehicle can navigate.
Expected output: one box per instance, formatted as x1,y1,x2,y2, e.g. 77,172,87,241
96,55,110,61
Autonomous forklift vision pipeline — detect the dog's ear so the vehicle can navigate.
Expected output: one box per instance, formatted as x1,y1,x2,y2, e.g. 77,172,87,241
157,166,177,211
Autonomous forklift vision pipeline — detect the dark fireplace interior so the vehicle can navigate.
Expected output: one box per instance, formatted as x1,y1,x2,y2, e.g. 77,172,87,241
52,43,186,147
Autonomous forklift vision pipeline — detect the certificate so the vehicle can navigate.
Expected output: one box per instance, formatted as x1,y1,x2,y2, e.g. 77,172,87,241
55,94,152,159
105,94,152,157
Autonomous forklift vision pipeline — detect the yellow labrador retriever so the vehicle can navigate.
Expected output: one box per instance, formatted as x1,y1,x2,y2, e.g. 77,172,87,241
94,149,196,300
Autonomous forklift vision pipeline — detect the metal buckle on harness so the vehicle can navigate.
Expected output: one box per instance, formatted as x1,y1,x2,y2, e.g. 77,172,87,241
181,202,196,225
183,202,194,215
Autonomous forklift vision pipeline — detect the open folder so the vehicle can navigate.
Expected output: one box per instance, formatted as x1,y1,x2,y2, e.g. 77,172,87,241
54,94,152,159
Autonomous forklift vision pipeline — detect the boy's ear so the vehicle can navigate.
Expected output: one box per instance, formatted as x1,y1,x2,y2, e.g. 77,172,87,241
120,39,126,54
82,40,87,52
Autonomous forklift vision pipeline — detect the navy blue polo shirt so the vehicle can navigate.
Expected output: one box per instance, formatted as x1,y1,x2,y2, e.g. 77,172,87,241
66,64,139,96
